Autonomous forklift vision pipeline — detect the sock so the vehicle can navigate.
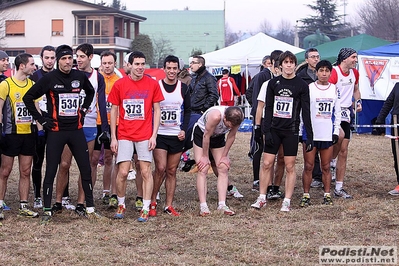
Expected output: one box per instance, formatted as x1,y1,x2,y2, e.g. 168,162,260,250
273,185,280,193
303,193,310,198
331,158,337,167
218,201,226,208
86,207,95,213
76,203,85,210
0,200,4,207
136,196,143,201
117,196,125,207
253,180,259,185
103,190,110,197
259,194,266,201
20,201,28,209
143,199,151,211
267,185,273,192
227,185,233,191
200,202,208,209
324,193,331,197
335,181,343,191
111,194,117,199
283,198,291,204
55,202,62,209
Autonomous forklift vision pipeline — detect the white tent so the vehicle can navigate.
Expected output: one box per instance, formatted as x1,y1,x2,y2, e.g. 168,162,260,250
201,32,304,69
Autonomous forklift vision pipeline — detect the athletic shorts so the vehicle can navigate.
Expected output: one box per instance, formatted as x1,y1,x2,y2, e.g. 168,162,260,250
303,140,333,150
340,121,352,139
193,125,226,149
94,125,111,151
263,129,299,156
116,139,152,163
83,127,97,142
156,135,185,154
2,133,35,157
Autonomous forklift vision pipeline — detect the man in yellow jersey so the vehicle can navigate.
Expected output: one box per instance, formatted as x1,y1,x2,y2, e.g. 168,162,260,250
0,53,40,221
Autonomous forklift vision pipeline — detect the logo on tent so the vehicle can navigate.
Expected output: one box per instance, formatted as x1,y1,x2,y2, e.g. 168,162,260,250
361,58,389,94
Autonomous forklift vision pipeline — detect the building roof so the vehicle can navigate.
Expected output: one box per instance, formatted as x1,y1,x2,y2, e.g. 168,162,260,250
0,0,146,21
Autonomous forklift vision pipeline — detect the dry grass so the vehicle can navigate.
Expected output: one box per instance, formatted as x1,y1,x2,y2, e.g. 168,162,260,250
0,133,398,265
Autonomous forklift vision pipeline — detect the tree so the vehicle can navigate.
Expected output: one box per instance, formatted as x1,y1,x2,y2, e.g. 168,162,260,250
108,0,126,10
357,0,399,42
299,0,346,41
131,34,153,65
152,35,175,68
258,19,273,35
273,20,295,45
225,23,239,47
190,48,203,56
0,1,20,46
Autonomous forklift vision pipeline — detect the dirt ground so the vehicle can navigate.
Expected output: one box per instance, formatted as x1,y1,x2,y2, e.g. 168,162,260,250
0,132,398,265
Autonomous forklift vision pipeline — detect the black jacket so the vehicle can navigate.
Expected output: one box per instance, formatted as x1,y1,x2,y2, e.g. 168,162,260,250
377,83,399,124
296,64,316,85
189,68,219,113
245,68,273,117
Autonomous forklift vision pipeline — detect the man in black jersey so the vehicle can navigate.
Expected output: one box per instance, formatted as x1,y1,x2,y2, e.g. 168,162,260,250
23,44,103,224
251,51,313,212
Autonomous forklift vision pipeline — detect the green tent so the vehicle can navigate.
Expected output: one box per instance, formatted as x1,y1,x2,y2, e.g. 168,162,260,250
295,34,391,63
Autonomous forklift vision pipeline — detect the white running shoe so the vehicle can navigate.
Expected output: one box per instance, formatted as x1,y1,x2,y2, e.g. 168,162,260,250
62,197,76,210
251,197,267,209
127,169,136,180
280,200,290,212
227,186,244,198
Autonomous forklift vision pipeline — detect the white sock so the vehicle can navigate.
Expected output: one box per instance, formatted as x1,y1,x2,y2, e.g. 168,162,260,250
143,200,151,211
218,201,226,208
103,190,110,197
86,207,95,213
324,192,331,197
283,198,291,204
303,193,310,198
0,200,4,207
200,202,208,209
259,194,266,200
335,181,343,191
117,196,125,207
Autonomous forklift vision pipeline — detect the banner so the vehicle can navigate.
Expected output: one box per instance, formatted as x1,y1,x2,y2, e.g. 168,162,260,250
358,55,399,100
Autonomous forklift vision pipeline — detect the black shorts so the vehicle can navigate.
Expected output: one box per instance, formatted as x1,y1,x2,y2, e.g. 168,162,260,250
340,121,351,139
263,129,299,156
155,135,185,154
193,126,226,149
94,125,112,150
2,133,35,157
303,140,333,150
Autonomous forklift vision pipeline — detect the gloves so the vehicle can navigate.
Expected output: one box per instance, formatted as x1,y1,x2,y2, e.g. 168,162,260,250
305,139,314,152
37,130,46,147
332,134,339,145
265,132,274,147
97,131,110,145
38,117,55,131
375,119,384,125
254,127,262,144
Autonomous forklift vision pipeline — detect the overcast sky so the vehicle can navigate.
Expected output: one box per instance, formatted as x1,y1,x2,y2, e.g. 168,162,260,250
90,0,364,33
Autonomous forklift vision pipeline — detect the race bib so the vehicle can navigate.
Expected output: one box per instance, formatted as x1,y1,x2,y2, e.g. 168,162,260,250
123,99,144,120
160,105,180,127
273,96,293,118
315,98,333,119
59,93,79,116
15,102,32,124
79,90,85,107
341,108,351,123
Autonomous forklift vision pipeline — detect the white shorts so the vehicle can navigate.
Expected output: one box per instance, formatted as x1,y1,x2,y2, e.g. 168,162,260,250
116,140,152,163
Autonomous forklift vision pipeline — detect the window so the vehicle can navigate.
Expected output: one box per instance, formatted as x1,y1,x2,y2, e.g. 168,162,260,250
78,16,109,36
52,19,63,36
5,20,25,36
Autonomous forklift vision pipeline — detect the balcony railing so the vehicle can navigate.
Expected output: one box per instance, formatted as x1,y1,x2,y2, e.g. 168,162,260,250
72,36,132,49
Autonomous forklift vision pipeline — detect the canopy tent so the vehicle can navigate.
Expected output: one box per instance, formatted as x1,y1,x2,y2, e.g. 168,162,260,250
356,42,399,134
201,32,304,70
295,34,391,63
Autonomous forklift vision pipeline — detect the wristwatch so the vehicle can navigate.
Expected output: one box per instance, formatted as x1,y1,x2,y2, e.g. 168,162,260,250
254,125,261,129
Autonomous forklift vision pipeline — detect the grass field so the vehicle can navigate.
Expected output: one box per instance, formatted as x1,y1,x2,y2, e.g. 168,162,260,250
0,132,398,265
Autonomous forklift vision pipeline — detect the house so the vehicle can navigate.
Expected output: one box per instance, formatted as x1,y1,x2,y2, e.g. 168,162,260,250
0,0,146,67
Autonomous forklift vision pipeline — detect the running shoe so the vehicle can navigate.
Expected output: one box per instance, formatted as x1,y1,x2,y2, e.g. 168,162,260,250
299,195,311,207
109,196,118,208
334,188,353,199
164,206,180,217
227,186,244,198
62,197,76,211
252,180,259,192
310,179,323,188
323,194,333,205
217,205,235,216
19,207,39,218
33,197,43,209
135,198,143,211
149,202,157,217
2,202,10,211
388,185,399,196
102,194,110,205
127,169,136,181
137,209,149,222
74,205,87,217
114,205,126,219
280,200,290,212
270,190,284,200
251,197,267,209
266,189,274,200
0,206,4,220
51,203,63,214
330,166,336,182
86,209,105,220
199,205,211,216
40,211,52,225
